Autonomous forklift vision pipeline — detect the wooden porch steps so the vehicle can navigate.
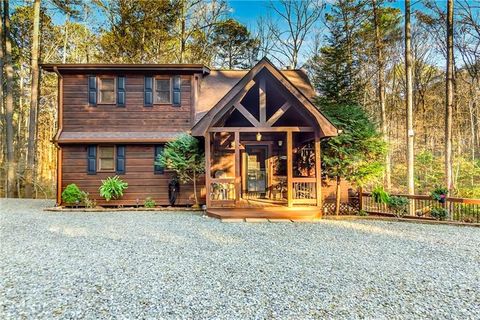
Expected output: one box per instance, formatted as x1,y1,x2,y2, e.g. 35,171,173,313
206,207,322,220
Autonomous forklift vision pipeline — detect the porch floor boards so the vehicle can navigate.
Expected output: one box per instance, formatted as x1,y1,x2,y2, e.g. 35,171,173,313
206,207,322,220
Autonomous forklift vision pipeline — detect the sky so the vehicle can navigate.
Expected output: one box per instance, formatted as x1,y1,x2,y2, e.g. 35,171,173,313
40,0,454,67
227,0,443,28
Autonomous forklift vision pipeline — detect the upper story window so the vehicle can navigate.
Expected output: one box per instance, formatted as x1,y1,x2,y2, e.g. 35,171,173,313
155,78,171,104
98,77,116,104
98,146,115,172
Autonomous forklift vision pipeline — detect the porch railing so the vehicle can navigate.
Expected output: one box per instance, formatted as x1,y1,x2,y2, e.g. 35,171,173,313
292,178,317,205
360,192,480,223
210,178,235,201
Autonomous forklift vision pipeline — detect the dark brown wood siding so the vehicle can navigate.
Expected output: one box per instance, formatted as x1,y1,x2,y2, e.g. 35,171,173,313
61,144,205,206
62,74,192,132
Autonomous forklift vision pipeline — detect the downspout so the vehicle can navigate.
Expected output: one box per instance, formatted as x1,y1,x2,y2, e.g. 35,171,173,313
52,66,63,206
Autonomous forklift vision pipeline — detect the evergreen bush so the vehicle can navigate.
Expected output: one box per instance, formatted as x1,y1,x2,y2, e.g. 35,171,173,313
61,184,85,205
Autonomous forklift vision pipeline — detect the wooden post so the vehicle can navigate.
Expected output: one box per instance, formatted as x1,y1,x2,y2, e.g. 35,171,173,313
358,186,363,212
205,132,211,209
56,147,62,206
287,131,293,207
234,131,241,204
314,133,322,209
259,77,266,124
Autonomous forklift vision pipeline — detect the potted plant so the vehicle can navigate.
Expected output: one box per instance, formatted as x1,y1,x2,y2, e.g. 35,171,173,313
99,176,128,201
431,187,448,204
371,186,389,204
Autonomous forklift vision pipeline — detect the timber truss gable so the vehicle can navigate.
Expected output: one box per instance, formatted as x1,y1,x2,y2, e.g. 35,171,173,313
190,58,338,137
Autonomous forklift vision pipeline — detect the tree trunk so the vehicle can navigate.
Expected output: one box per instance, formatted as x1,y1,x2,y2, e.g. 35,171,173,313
372,0,391,190
24,0,41,198
445,0,454,192
405,0,415,197
62,12,70,63
3,0,16,198
0,0,4,195
335,175,341,216
192,171,199,208
179,0,185,63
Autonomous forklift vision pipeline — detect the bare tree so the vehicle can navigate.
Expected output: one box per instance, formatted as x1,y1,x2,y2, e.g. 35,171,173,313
24,0,41,198
255,15,277,62
176,0,228,64
445,0,454,192
3,0,16,197
268,0,324,68
372,0,391,190
405,0,415,197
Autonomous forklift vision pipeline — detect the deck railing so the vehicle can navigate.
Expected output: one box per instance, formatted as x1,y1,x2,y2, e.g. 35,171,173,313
210,178,235,201
360,192,480,223
292,178,317,205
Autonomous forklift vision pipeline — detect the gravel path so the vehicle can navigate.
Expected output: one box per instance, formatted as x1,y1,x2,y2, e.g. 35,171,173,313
1,199,479,319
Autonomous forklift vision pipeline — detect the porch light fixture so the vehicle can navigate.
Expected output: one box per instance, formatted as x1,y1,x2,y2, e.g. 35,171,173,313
278,140,283,147
256,132,262,141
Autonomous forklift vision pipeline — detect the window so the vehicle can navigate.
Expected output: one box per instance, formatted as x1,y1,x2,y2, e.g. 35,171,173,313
98,146,115,171
98,77,116,104
155,78,171,104
154,145,164,174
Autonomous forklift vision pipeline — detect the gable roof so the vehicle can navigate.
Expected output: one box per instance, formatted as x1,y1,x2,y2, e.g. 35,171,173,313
194,69,316,123
41,63,210,74
191,57,337,137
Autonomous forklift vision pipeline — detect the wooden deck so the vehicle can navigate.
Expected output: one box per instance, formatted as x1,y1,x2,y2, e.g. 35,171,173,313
206,206,322,220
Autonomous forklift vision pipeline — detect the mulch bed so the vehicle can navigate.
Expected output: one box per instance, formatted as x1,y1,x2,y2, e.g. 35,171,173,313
44,206,204,212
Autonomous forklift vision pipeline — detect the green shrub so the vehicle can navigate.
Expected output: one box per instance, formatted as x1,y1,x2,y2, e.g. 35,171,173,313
430,207,449,221
357,210,368,216
387,196,409,218
371,186,389,204
62,184,85,205
99,176,128,201
144,197,156,208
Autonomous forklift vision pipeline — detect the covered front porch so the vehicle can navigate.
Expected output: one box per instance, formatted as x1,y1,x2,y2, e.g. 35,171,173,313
205,128,322,209
191,58,338,215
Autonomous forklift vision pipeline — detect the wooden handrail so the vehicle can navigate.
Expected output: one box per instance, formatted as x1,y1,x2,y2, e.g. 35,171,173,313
210,178,235,183
361,192,480,204
291,177,316,183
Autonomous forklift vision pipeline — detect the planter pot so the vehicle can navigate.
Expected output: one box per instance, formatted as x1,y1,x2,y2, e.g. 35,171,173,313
438,197,446,204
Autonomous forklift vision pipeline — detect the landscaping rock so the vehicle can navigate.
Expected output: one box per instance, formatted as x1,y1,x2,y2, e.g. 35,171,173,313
1,199,479,319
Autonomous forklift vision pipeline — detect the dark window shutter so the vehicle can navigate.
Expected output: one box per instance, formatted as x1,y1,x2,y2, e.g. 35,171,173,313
117,76,126,107
144,76,153,107
87,145,97,174
172,75,181,106
154,145,164,174
116,145,126,174
88,76,97,106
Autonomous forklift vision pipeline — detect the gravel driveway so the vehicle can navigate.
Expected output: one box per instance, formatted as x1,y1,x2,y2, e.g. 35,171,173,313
1,199,479,319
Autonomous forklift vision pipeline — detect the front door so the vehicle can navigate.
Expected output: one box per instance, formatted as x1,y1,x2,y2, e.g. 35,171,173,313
245,145,268,198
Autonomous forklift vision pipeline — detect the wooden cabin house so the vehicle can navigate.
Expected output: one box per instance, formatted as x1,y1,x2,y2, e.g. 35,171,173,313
42,58,345,217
